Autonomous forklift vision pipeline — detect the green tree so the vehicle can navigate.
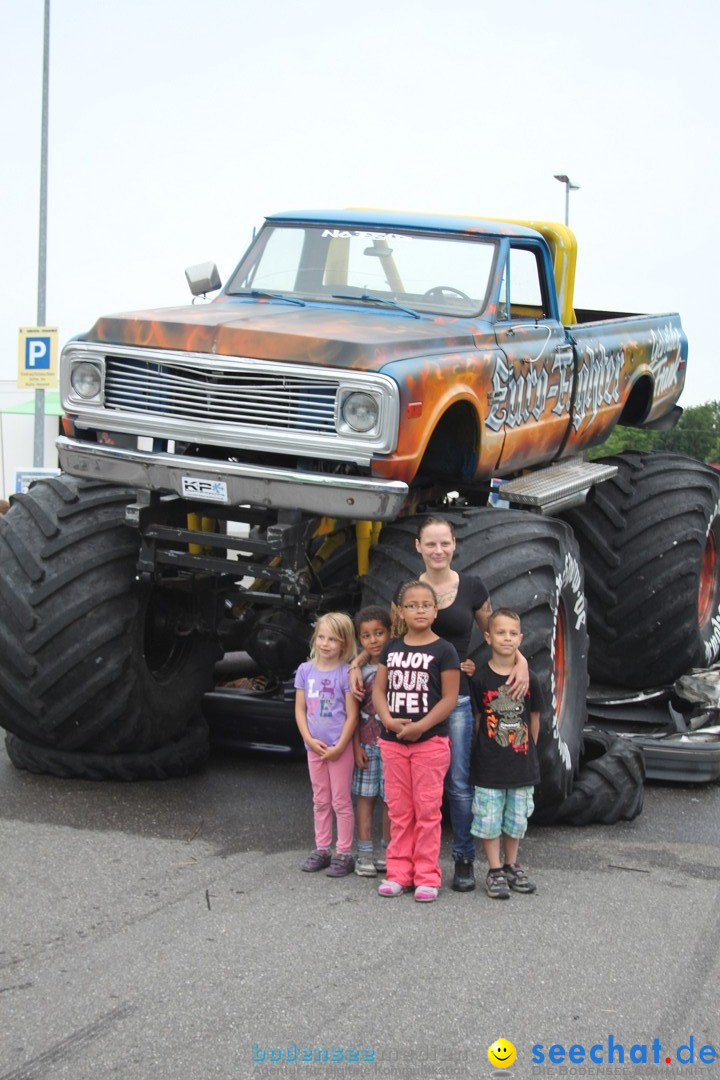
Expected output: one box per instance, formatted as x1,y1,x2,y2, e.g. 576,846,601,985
657,401,720,463
588,426,659,460
589,401,720,464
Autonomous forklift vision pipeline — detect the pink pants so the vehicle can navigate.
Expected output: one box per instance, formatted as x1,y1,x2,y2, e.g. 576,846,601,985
306,741,355,853
379,736,451,888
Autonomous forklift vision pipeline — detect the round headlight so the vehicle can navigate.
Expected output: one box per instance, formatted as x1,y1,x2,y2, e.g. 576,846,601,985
70,362,102,399
341,391,379,433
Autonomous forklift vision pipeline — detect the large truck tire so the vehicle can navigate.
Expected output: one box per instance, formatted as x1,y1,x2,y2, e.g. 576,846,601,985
537,728,645,827
563,452,720,688
0,475,220,753
5,715,210,781
363,509,588,812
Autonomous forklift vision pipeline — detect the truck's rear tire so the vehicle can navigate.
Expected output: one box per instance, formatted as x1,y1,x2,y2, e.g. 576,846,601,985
363,509,588,810
563,452,720,688
4,715,210,781
0,475,220,753
537,728,645,827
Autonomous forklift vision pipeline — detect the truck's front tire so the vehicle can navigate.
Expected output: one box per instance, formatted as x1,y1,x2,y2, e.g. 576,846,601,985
0,475,219,754
363,509,588,812
563,452,720,688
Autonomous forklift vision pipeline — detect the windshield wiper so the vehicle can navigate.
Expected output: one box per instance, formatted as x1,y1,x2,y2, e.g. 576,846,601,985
331,293,420,319
235,289,306,307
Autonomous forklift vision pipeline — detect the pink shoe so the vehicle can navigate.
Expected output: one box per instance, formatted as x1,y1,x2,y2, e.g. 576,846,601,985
414,885,439,903
378,880,407,897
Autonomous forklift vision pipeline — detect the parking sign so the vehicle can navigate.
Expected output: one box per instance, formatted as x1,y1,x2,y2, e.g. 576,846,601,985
18,326,58,388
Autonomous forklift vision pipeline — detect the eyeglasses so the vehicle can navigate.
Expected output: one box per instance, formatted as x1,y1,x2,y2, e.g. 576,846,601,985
403,601,436,611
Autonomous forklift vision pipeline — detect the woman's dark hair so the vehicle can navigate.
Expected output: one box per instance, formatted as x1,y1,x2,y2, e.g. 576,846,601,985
416,515,456,540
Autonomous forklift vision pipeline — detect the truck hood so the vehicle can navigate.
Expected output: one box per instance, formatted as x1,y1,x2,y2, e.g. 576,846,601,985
83,299,480,371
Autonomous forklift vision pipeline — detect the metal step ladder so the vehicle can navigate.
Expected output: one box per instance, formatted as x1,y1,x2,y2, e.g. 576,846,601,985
497,458,618,513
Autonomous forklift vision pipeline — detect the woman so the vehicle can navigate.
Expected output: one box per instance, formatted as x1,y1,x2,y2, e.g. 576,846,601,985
351,515,529,893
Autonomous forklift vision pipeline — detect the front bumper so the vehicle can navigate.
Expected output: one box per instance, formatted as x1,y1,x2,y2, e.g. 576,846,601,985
56,436,408,521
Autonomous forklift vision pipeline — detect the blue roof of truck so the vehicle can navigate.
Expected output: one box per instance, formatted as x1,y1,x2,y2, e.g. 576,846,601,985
266,208,543,240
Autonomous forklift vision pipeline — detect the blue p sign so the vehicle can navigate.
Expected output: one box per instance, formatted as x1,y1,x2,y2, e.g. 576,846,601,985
25,336,51,370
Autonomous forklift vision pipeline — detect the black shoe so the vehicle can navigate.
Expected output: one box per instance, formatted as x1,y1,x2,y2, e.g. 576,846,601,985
451,857,476,892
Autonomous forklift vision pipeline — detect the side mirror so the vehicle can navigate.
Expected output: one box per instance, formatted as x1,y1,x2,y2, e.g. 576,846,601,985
185,262,222,297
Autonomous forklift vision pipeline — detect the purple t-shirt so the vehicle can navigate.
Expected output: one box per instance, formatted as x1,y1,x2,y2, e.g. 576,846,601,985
294,661,351,747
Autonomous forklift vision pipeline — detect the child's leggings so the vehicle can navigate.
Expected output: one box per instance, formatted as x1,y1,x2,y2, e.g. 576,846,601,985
306,741,355,853
380,735,451,887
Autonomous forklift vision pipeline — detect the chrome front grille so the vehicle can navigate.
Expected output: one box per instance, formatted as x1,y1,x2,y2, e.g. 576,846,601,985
104,355,338,434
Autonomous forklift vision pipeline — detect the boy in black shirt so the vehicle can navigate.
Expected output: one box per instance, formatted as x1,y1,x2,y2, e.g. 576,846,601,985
470,609,542,899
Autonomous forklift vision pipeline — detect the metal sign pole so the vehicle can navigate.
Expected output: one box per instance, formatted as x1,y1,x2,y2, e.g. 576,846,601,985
34,0,50,467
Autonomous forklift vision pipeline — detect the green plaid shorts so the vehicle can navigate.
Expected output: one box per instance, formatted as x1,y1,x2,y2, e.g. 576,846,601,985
470,785,534,839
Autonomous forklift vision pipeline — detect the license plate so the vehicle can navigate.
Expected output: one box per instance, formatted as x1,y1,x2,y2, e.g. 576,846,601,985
181,476,229,503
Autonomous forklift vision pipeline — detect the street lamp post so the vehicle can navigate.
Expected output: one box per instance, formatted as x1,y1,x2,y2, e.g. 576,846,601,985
553,173,580,227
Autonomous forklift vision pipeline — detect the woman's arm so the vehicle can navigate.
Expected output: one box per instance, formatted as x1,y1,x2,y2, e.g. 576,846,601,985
474,598,492,635
505,651,529,700
295,689,327,756
397,668,460,742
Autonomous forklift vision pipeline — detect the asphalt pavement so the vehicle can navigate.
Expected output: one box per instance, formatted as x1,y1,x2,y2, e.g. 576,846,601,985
1,746,719,1080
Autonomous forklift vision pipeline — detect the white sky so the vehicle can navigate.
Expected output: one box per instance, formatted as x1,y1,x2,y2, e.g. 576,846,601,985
1,0,718,406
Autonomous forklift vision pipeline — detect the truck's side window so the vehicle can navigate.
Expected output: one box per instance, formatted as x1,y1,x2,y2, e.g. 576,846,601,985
498,246,549,320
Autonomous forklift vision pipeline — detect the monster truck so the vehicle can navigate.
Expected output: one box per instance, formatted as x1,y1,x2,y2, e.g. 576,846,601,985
1,210,718,809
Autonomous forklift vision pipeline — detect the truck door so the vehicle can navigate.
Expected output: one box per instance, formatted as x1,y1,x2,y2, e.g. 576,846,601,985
490,242,575,472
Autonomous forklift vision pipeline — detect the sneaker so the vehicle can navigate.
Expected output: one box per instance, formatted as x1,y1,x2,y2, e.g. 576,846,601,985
355,855,378,877
485,870,511,900
414,885,439,903
505,863,537,893
325,852,355,877
374,854,387,873
378,880,407,897
301,849,332,872
451,857,476,892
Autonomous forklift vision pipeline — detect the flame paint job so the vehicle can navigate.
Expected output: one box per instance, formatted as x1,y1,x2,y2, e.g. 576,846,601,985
75,210,687,492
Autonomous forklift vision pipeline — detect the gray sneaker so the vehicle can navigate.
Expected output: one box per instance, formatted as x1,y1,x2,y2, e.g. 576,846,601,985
485,870,511,899
505,863,537,893
355,855,378,877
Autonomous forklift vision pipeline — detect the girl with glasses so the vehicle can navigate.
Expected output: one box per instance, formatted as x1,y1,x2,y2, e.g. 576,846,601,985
372,580,460,903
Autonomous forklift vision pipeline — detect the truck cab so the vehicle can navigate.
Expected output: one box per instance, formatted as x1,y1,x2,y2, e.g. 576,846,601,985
58,210,686,517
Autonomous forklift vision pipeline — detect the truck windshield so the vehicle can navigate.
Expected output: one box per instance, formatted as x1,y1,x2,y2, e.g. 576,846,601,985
226,224,497,317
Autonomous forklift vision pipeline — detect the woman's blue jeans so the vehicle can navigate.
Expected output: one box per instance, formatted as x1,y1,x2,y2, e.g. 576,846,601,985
445,694,476,862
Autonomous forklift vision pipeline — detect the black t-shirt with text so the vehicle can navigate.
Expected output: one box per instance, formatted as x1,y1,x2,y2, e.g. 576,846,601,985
470,663,543,788
378,637,460,743
431,574,489,695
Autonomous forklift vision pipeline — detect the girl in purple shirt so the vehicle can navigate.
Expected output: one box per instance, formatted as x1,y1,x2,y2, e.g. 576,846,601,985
295,613,359,878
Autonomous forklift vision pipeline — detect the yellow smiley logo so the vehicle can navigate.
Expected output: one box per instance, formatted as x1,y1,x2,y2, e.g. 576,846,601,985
488,1039,517,1068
